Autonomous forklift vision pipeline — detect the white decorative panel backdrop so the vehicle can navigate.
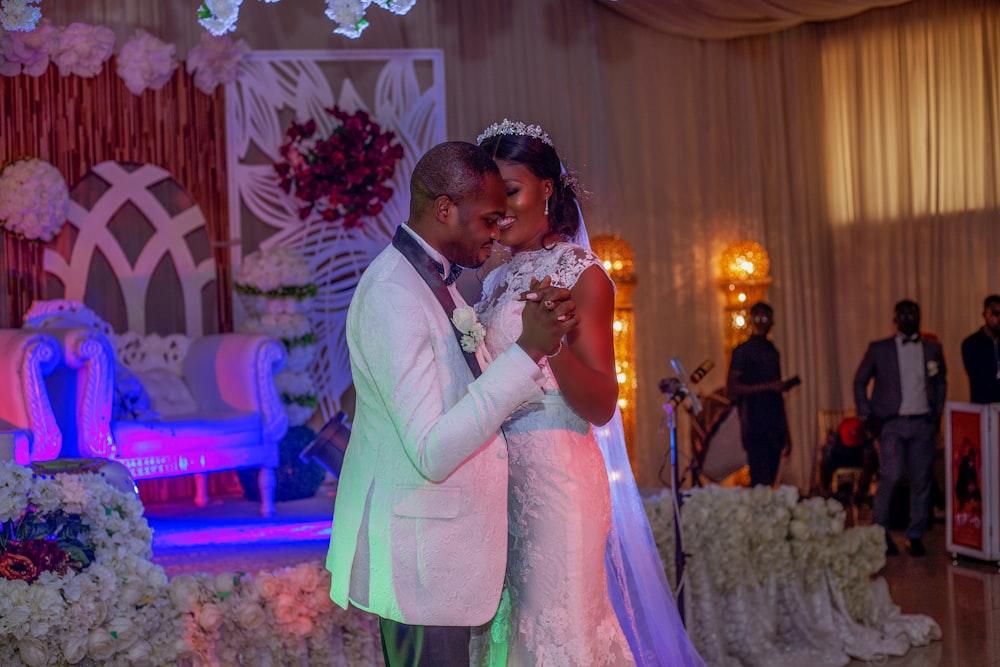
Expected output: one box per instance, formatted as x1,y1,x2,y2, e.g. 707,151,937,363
225,49,446,422
44,161,216,338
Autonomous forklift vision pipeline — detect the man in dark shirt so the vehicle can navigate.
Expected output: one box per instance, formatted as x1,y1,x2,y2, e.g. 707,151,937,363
727,302,798,486
961,294,1000,404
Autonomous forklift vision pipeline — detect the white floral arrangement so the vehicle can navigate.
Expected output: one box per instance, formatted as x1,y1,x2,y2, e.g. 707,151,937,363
116,29,178,96
0,20,57,76
236,247,319,425
0,462,384,665
184,33,250,95
235,246,315,296
0,0,40,33
172,562,382,666
643,485,886,616
0,158,68,242
452,306,486,353
50,22,115,77
0,461,185,665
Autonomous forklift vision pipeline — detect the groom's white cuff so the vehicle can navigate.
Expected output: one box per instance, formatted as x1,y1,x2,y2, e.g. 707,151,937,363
506,344,547,388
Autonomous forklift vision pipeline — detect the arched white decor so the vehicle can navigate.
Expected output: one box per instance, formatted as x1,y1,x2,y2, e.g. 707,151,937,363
43,161,216,337
225,49,446,422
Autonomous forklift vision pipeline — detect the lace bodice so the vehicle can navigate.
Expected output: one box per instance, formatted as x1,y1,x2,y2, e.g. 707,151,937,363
475,242,609,389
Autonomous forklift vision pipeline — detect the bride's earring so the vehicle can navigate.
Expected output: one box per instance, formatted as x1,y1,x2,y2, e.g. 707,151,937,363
544,197,549,216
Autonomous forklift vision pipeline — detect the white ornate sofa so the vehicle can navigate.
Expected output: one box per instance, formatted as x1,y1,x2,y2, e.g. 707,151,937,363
0,329,63,464
24,300,289,516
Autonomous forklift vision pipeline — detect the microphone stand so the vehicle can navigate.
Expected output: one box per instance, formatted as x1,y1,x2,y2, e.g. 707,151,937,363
657,357,704,623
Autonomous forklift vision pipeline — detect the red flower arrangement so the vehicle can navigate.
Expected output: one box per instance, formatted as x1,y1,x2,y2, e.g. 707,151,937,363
274,106,404,229
0,507,93,583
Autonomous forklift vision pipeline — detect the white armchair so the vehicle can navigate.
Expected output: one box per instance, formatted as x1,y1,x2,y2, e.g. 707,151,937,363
0,329,63,464
24,300,289,516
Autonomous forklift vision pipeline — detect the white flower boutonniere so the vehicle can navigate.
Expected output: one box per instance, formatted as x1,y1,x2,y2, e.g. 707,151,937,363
927,360,939,377
452,306,485,353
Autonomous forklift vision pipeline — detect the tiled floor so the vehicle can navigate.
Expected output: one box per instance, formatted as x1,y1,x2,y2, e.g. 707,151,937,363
146,487,998,667
845,519,1000,667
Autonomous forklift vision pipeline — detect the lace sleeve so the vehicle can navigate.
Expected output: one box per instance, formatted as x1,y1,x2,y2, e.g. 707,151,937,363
549,243,614,293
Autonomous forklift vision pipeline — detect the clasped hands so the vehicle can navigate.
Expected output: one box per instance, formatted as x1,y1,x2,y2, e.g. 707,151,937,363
516,276,577,362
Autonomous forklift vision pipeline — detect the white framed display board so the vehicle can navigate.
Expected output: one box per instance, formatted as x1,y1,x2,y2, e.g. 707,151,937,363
945,402,999,562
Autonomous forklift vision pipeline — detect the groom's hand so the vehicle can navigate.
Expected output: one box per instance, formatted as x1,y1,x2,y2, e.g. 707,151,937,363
516,276,577,362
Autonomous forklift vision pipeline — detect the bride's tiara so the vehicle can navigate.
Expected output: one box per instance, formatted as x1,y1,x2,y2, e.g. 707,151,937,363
476,119,553,147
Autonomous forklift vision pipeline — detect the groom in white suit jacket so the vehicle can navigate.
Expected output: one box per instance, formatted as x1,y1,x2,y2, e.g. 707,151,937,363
326,141,576,665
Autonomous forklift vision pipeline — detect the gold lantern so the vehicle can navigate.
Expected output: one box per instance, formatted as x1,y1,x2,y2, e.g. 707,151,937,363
717,241,772,358
590,235,637,465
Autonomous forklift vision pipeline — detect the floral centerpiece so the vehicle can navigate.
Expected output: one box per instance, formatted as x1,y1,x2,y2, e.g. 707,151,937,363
0,158,68,242
274,106,403,229
0,461,385,665
0,460,185,665
235,246,319,426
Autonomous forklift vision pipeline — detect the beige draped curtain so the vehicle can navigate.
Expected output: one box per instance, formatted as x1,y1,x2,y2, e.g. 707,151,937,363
596,0,915,39
30,0,1000,491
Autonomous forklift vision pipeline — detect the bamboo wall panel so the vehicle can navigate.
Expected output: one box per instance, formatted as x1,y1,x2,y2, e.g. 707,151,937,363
0,59,232,331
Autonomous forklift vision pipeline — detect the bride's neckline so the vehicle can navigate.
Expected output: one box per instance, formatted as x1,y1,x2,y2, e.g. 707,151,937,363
508,242,563,259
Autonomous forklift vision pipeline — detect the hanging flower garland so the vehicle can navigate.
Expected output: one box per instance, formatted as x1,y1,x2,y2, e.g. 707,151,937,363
197,0,419,39
274,106,403,229
0,158,68,242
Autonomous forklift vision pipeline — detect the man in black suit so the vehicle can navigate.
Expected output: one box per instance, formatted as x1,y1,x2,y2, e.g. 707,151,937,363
961,294,1000,404
853,300,947,557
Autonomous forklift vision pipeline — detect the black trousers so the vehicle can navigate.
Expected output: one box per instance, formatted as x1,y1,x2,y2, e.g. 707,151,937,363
379,617,471,666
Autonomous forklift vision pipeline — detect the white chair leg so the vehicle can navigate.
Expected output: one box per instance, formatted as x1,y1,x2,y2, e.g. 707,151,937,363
194,473,210,507
258,467,276,517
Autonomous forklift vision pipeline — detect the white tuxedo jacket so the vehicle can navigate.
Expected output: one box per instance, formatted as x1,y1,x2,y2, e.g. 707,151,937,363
326,239,544,626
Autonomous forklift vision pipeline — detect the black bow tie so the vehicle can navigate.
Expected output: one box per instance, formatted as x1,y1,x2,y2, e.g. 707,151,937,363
901,335,920,345
431,259,463,286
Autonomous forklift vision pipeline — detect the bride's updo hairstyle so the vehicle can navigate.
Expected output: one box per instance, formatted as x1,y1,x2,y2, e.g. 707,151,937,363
477,119,582,243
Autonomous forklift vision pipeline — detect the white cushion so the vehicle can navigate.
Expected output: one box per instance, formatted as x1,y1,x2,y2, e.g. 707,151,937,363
135,368,198,416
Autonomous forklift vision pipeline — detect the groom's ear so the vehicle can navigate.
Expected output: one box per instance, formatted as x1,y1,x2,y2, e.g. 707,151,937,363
434,194,453,223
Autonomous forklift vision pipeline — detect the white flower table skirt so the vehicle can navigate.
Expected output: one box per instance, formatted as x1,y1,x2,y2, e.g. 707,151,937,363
643,485,941,667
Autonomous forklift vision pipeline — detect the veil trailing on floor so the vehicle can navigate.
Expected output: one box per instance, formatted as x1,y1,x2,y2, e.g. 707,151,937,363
572,204,706,666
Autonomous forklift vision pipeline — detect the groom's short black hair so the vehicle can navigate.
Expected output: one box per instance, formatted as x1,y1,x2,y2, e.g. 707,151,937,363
409,141,500,217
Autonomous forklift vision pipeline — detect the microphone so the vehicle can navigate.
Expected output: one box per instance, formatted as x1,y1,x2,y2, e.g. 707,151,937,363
689,359,714,385
668,357,703,415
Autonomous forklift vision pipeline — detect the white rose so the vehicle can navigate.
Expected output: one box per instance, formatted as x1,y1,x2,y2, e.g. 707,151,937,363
106,615,138,649
451,306,477,332
289,616,314,638
214,572,237,595
926,360,939,377
119,581,144,606
255,572,281,598
169,575,199,610
290,563,320,592
87,628,117,661
273,594,300,625
789,519,809,540
197,602,224,632
62,633,88,664
124,639,153,666
234,600,266,630
17,637,48,667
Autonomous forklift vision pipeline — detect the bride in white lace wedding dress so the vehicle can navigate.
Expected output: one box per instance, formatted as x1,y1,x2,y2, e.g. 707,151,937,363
470,120,705,667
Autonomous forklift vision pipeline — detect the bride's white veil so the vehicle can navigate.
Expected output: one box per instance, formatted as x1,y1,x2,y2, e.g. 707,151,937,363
571,197,705,666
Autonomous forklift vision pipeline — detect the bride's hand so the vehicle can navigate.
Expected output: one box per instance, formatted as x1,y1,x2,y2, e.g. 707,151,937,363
518,276,574,321
516,277,577,361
